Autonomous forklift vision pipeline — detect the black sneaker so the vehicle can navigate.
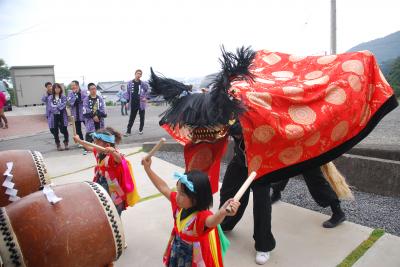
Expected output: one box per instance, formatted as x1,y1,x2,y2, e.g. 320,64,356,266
271,191,281,204
322,211,346,228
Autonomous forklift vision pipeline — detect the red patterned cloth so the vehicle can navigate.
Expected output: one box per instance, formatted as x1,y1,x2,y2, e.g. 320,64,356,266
234,50,397,180
161,50,398,185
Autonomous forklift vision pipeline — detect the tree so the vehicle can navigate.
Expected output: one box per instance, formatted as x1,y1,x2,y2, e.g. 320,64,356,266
386,57,400,97
0,59,11,80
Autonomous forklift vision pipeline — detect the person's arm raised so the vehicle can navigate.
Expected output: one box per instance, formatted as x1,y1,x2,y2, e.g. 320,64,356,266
141,157,172,200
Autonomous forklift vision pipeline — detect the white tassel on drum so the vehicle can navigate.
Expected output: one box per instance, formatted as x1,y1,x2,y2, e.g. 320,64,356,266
2,162,21,202
43,185,62,204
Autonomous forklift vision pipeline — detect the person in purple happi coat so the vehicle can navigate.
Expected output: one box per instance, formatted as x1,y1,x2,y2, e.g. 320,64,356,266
83,83,107,145
47,83,69,151
67,80,87,140
41,82,53,119
124,69,149,136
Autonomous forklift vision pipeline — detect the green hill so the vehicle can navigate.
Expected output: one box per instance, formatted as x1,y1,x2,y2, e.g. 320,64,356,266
347,31,400,64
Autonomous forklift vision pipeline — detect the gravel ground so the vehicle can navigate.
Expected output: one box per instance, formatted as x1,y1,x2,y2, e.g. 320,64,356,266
154,151,400,237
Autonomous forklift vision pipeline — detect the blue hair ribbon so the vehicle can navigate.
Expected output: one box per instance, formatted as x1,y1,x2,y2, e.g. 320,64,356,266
91,132,115,144
173,172,195,193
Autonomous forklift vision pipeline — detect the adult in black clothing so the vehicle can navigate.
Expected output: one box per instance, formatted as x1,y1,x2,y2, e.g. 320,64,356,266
270,167,346,228
124,69,149,136
219,122,275,265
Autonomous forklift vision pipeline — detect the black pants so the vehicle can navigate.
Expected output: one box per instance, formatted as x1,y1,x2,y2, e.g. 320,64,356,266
220,158,276,252
127,104,145,133
85,132,93,143
120,102,128,115
50,115,69,144
272,166,339,208
75,120,84,140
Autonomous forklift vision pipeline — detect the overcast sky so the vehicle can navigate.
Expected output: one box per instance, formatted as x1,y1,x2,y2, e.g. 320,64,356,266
0,0,399,84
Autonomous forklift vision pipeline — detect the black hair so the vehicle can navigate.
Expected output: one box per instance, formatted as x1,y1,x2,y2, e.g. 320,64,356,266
45,82,52,87
181,170,213,211
71,80,80,86
88,83,96,89
52,83,63,96
95,127,122,147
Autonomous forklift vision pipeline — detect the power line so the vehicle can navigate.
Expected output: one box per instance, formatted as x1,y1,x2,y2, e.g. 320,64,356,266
0,23,41,41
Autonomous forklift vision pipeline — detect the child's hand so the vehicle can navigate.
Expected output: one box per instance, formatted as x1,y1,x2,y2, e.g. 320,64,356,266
93,116,100,122
221,198,240,216
141,157,152,169
73,135,81,143
104,147,116,154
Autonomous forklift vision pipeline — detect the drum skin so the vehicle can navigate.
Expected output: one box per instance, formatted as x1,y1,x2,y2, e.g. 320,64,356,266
0,150,50,207
0,182,125,267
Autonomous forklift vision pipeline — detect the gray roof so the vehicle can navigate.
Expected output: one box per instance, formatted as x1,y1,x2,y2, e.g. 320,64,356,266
10,65,54,70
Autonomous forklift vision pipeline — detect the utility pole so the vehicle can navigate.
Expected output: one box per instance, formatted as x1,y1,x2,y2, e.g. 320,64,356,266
330,0,337,55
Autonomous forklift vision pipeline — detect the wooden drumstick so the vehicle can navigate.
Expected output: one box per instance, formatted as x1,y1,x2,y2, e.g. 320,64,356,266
70,115,77,136
144,138,166,160
226,171,257,213
73,134,106,152
81,140,106,152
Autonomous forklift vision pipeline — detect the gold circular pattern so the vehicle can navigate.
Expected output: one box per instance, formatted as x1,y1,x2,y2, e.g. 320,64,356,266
247,92,272,110
272,71,294,79
342,60,364,75
188,147,213,171
360,103,371,126
252,125,275,143
279,146,303,165
288,105,317,125
282,86,304,95
254,77,275,84
325,86,347,105
304,75,329,86
262,53,281,65
289,55,306,62
249,155,262,172
331,121,349,142
348,74,362,92
304,131,321,147
285,124,304,140
253,67,265,73
317,55,337,65
305,71,323,80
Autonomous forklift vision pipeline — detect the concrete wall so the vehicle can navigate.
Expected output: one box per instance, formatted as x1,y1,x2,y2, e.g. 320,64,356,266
334,154,400,197
349,144,400,162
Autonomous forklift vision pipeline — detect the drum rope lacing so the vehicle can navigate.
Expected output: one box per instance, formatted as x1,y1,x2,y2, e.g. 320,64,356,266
30,151,49,188
0,208,23,266
85,181,124,259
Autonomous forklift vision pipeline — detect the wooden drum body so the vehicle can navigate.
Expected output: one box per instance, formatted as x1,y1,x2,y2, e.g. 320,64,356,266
0,150,50,206
0,182,125,267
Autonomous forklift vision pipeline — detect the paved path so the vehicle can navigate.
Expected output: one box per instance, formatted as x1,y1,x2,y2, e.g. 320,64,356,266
46,150,400,267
